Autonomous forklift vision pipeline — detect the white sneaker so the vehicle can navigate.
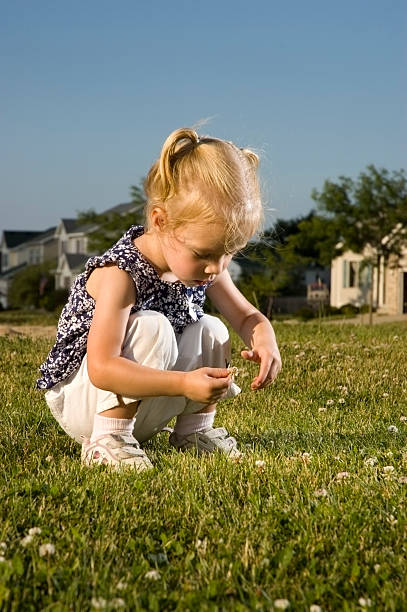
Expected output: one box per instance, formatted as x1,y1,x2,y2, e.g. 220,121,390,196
81,434,153,472
169,427,242,459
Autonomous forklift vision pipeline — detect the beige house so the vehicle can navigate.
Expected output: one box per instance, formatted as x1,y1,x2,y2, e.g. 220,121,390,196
55,253,90,290
331,246,407,314
0,228,57,308
53,218,97,290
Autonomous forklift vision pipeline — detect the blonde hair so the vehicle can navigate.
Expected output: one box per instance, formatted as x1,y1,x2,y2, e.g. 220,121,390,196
144,128,263,252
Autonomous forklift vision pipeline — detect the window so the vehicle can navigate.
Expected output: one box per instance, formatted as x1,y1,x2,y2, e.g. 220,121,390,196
29,248,41,265
343,260,359,288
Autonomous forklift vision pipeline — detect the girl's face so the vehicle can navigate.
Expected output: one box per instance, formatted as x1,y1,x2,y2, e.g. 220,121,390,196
160,222,235,287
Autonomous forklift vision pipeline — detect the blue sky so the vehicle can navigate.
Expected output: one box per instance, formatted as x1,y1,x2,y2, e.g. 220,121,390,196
1,0,406,234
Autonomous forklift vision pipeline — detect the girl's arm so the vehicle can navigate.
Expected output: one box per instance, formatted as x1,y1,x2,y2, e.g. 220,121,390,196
86,265,230,403
206,269,282,390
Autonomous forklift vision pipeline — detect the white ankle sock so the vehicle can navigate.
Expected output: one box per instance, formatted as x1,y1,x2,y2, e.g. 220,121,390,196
90,413,136,442
174,410,216,437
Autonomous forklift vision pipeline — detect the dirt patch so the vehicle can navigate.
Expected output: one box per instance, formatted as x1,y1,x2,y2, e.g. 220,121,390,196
0,325,56,338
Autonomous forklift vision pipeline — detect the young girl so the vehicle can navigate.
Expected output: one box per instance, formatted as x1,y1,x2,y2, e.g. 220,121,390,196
37,128,282,471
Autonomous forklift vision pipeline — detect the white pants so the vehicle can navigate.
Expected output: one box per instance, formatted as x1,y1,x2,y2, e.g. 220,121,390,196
45,311,240,444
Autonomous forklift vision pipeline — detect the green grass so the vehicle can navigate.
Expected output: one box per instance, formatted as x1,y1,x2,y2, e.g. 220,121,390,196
1,320,407,610
0,309,59,326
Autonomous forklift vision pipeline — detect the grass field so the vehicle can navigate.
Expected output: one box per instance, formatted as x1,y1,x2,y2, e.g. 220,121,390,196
1,317,407,611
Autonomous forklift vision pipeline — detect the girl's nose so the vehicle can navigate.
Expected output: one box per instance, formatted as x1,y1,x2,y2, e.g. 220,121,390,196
204,257,225,276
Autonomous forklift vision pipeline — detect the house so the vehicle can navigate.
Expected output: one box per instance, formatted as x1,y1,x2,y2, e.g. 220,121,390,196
55,253,90,290
0,228,57,309
307,279,330,304
1,230,42,273
0,202,142,307
331,246,407,314
53,218,96,290
53,202,141,289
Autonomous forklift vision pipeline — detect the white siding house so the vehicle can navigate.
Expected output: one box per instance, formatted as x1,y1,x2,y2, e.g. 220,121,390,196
331,246,407,314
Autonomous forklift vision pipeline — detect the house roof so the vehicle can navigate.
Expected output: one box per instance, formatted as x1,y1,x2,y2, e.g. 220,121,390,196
64,253,89,270
18,226,57,247
2,231,42,248
0,262,27,279
60,218,80,233
104,201,135,215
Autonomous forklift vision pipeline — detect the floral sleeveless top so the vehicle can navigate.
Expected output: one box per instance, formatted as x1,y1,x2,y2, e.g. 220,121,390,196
37,226,209,390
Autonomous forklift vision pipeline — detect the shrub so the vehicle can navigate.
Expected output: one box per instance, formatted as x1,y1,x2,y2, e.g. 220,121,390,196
340,303,359,316
295,306,315,321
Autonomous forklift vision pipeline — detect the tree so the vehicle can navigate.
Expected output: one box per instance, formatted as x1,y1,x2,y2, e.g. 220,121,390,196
312,165,407,321
77,182,146,254
285,212,340,267
8,259,57,310
237,218,316,314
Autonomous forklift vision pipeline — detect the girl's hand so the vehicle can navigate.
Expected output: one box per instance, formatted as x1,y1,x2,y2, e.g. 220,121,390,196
182,368,231,404
241,346,282,390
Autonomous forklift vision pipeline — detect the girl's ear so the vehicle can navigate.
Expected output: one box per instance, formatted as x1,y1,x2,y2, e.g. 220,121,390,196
150,207,168,231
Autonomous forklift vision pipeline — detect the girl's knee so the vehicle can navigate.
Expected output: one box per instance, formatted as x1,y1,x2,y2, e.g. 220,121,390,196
127,310,174,337
197,314,229,346
176,315,230,371
123,310,178,369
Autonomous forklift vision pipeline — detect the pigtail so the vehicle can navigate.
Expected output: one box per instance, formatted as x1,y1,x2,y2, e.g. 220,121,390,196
241,148,259,170
158,128,200,201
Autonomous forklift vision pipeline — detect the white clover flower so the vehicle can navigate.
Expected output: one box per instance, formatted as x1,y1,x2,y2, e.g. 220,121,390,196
39,543,55,557
0,556,6,563
314,488,328,497
319,407,327,412
21,534,34,547
310,606,323,612
338,398,346,404
274,599,290,610
91,597,107,609
0,542,7,552
255,460,266,471
388,425,398,433
28,527,42,536
336,471,350,480
387,514,397,526
302,452,312,463
116,581,127,591
400,416,407,422
398,476,407,484
358,597,372,607
382,393,389,398
364,456,378,467
382,466,395,474
144,569,160,581
326,399,334,406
